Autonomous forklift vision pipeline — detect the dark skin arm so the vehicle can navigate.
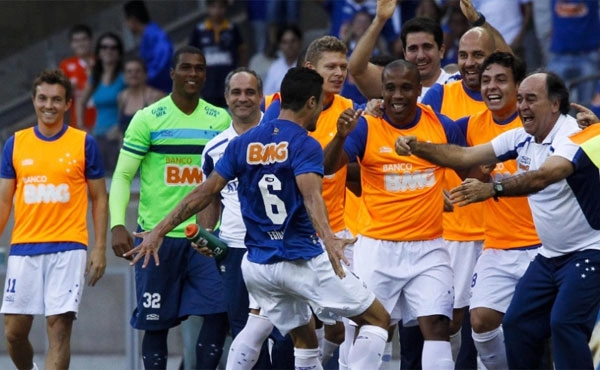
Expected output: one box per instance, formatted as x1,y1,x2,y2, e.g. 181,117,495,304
124,172,228,267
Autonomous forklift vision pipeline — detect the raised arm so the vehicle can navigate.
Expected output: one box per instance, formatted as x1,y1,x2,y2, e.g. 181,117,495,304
323,109,362,174
347,0,396,99
460,0,512,54
395,135,499,170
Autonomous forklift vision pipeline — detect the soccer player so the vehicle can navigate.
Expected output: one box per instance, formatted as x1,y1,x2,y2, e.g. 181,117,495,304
125,66,391,370
0,69,107,370
448,51,541,369
109,46,229,369
324,59,466,370
395,71,600,369
262,35,359,368
348,0,459,101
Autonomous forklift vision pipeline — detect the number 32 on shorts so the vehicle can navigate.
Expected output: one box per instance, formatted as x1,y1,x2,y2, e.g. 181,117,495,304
143,292,161,308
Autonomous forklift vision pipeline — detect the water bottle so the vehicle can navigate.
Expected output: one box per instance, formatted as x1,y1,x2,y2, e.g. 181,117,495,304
184,224,228,260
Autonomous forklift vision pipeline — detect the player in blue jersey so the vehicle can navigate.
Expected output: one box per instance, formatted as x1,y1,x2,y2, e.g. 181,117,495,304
125,67,391,370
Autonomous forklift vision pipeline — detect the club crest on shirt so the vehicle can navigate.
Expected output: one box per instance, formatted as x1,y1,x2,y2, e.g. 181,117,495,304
518,156,531,171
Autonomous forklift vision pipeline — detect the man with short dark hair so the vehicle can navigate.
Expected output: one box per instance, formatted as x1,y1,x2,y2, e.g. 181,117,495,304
110,46,229,369
126,67,391,370
396,71,600,370
0,69,107,370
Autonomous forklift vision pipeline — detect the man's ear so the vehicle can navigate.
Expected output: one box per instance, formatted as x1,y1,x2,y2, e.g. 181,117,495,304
306,95,317,110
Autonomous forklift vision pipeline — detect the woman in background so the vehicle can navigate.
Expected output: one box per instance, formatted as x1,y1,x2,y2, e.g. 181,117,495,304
77,32,126,175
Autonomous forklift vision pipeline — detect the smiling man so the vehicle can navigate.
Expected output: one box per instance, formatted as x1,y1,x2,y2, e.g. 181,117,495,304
323,60,466,370
348,0,459,101
109,46,230,369
396,70,600,370
0,69,107,370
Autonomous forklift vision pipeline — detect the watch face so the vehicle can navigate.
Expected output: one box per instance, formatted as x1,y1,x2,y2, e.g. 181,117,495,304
494,182,503,192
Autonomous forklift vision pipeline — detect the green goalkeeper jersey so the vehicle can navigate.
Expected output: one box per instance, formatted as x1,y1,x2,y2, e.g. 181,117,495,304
117,95,230,237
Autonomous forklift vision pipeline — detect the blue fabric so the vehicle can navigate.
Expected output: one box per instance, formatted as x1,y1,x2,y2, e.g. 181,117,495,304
130,229,226,330
550,0,600,54
214,119,324,264
140,22,173,93
503,249,600,369
92,74,125,136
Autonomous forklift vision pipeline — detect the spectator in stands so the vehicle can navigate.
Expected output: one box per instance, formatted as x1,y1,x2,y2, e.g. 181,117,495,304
263,25,303,96
266,0,300,57
117,56,165,133
77,32,126,176
189,0,248,108
59,24,97,130
471,0,532,51
245,0,269,55
547,0,600,106
123,0,173,94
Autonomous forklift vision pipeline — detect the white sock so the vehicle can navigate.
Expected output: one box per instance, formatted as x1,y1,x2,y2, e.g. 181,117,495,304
320,338,339,366
378,340,393,370
348,325,387,370
225,314,273,370
422,340,454,370
450,328,462,361
338,319,356,370
315,326,325,351
472,327,507,370
31,364,39,370
295,347,323,370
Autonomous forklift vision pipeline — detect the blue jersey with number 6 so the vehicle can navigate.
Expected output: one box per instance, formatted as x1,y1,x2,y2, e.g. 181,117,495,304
215,119,325,264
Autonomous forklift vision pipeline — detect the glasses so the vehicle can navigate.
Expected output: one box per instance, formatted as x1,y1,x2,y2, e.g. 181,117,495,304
99,44,118,51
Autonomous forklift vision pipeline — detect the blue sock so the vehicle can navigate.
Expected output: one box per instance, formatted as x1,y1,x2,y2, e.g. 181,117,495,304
196,312,228,369
142,329,169,370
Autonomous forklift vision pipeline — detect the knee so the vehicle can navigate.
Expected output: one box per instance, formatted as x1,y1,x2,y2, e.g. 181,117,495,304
5,326,28,344
324,322,345,344
419,315,450,340
470,308,502,334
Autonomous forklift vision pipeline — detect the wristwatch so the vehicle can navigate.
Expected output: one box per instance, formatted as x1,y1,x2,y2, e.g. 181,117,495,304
493,181,504,202
472,12,486,27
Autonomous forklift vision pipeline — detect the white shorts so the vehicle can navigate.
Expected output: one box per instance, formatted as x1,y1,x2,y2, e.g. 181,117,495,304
446,240,483,309
241,252,375,336
321,229,355,271
354,236,454,326
470,247,539,313
1,250,87,316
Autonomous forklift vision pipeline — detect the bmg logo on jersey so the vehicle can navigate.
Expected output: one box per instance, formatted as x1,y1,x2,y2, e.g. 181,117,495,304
247,142,288,165
164,156,203,185
164,165,203,185
23,175,70,204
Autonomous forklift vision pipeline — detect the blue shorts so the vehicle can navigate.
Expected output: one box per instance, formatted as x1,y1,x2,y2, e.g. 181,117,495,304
130,230,227,330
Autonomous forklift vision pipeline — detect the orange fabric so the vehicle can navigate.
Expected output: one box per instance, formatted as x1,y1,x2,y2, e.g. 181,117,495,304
466,110,541,249
439,81,487,241
59,56,97,129
309,95,354,233
264,93,281,111
344,189,361,237
358,104,448,240
11,127,89,245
